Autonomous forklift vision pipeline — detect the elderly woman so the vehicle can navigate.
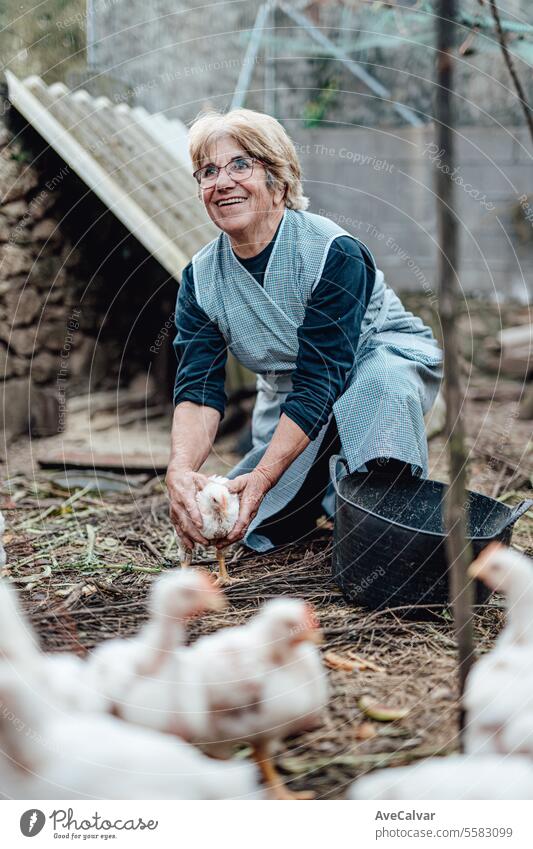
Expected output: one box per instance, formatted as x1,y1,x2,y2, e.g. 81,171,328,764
167,108,442,556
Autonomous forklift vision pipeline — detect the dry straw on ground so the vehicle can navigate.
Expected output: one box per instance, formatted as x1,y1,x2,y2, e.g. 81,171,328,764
2,467,530,798
1,297,531,797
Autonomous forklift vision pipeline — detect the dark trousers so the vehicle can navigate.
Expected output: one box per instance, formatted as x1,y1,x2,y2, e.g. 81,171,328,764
256,418,412,548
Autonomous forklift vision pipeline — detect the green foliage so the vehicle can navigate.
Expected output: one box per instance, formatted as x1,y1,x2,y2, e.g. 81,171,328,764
302,79,339,128
9,148,31,163
0,0,86,83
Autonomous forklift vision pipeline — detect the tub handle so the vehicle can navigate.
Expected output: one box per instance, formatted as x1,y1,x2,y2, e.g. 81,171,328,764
502,499,533,531
329,454,349,495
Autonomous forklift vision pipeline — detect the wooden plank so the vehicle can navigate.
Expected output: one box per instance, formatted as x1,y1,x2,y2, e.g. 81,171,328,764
497,323,533,348
37,449,170,474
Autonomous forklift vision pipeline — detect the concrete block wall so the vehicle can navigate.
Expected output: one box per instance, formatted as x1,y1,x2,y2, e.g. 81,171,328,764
291,124,533,302
87,0,533,129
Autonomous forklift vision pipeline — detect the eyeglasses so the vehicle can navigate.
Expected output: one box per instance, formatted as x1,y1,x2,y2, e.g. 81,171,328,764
193,156,261,188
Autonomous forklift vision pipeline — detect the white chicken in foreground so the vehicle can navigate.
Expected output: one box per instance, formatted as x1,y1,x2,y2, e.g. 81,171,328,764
0,511,6,569
0,575,104,713
468,542,533,649
351,545,533,801
86,569,225,712
177,475,239,585
1,511,104,713
0,666,261,800
349,755,533,800
91,595,327,799
182,598,328,799
0,568,224,718
465,543,533,756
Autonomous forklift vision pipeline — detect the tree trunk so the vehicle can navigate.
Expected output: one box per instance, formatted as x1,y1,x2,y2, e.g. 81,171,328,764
435,0,474,743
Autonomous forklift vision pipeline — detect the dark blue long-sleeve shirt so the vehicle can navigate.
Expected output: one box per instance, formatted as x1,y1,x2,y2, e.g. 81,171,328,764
173,230,375,440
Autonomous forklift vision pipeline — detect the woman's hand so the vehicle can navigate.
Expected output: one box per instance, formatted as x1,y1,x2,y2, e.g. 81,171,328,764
166,463,210,550
223,415,311,545
224,468,273,544
166,403,221,549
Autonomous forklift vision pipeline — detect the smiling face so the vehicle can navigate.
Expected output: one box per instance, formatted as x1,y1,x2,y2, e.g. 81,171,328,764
197,134,285,251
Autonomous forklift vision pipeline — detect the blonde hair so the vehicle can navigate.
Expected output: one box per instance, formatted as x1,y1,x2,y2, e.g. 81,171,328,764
188,107,309,211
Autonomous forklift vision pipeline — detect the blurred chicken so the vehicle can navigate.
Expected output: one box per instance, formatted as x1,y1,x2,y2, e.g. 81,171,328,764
0,568,223,717
0,511,6,569
184,598,328,799
468,543,533,648
0,576,104,713
349,754,533,799
1,512,96,711
90,596,327,799
177,475,239,585
465,544,533,755
87,569,225,711
0,666,261,800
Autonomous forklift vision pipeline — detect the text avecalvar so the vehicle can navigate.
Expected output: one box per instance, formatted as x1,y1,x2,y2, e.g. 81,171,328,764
375,811,436,821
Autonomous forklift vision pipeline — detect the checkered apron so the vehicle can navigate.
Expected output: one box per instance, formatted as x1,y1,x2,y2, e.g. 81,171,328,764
192,209,442,551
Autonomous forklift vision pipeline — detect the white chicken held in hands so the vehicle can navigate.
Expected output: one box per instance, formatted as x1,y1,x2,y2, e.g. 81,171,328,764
178,475,240,585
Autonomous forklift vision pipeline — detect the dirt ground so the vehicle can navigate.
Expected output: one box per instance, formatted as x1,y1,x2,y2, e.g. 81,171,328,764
1,298,532,799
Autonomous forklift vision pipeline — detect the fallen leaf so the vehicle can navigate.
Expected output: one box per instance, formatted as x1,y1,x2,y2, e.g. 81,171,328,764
347,650,385,673
429,686,454,701
359,696,410,722
354,721,377,740
324,651,361,672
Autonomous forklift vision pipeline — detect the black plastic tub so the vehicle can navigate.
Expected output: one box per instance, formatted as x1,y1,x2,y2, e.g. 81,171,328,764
330,455,533,611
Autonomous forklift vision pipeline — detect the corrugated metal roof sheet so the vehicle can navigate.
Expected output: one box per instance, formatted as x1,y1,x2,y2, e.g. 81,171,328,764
6,71,219,280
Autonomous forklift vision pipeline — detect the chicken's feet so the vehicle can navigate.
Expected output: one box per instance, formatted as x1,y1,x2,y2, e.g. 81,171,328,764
180,550,193,569
252,743,314,800
214,549,237,587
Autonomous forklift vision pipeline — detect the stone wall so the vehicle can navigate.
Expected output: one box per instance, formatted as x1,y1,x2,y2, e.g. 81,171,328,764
0,93,178,444
0,98,71,442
